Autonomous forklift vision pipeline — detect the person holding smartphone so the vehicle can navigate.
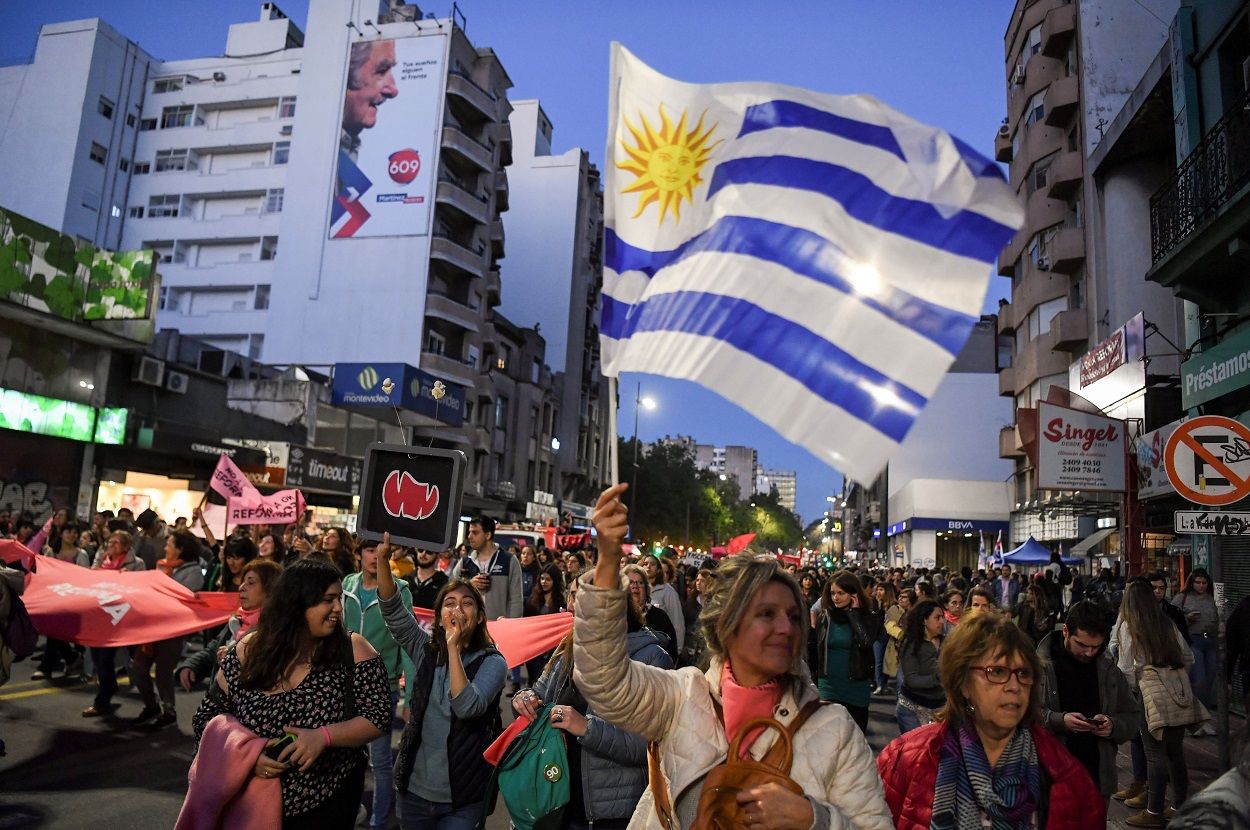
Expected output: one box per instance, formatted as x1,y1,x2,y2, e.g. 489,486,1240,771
1037,601,1140,805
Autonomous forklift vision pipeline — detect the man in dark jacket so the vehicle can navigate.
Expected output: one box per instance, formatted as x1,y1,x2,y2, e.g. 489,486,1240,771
1037,601,1139,803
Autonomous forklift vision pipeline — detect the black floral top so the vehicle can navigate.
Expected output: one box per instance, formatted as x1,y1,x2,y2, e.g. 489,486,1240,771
192,644,392,817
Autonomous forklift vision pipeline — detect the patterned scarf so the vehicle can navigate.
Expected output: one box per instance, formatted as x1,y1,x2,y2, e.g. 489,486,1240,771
931,719,1041,830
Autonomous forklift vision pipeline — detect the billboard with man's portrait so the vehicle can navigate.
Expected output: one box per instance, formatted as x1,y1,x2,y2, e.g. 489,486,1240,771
330,34,448,239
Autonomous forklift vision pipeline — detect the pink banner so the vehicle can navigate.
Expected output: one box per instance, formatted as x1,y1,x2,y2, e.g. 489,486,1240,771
227,489,305,526
210,454,256,502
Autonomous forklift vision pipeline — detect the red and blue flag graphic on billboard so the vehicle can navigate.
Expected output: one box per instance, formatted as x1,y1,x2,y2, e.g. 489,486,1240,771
331,150,374,238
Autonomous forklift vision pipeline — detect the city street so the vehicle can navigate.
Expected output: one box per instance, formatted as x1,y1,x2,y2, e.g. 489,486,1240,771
2,651,1232,829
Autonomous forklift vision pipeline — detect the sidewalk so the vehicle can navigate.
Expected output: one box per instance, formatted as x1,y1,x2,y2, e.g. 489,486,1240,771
1107,716,1244,829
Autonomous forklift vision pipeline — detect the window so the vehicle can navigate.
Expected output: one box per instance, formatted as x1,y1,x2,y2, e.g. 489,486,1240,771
128,206,144,218
158,286,168,310
147,194,180,218
160,105,196,129
139,118,157,131
155,148,193,172
264,188,284,213
111,205,121,218
133,162,150,175
254,285,270,310
273,141,290,165
153,77,184,94
278,96,296,118
1024,92,1045,128
1023,25,1042,60
426,329,446,355
126,113,136,128
465,400,474,424
531,406,540,438
1027,152,1057,196
248,334,264,360
98,96,114,119
119,158,130,172
497,345,511,372
531,358,541,384
88,142,107,165
495,396,509,429
466,344,480,368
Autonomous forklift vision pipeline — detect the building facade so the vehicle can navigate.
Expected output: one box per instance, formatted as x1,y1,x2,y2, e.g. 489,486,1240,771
0,2,578,523
995,0,1186,555
757,469,798,514
694,443,758,501
501,99,612,503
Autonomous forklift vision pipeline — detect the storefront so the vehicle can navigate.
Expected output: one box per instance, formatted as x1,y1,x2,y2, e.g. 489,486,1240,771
94,424,265,523
888,517,1011,572
230,439,363,531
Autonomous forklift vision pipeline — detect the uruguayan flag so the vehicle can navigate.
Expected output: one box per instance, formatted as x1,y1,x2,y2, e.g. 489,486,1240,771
602,44,1023,483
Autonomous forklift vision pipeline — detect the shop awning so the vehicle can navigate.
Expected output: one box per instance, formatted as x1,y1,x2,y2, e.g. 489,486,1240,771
1071,527,1117,556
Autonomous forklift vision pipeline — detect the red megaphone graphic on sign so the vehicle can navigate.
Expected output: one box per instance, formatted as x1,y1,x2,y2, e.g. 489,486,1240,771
381,470,440,521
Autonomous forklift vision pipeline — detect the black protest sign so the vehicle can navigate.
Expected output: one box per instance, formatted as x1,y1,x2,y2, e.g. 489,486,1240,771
357,443,466,550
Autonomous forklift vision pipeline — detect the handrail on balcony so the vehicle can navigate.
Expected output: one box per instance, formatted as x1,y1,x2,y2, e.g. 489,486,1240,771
448,67,498,103
443,124,493,154
1150,85,1250,264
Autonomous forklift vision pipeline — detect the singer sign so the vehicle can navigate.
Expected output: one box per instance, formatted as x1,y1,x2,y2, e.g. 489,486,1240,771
1037,402,1127,492
357,443,465,550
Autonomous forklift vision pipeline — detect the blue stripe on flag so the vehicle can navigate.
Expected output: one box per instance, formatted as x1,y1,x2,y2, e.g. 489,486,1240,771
950,135,1005,181
601,291,925,442
603,217,976,355
738,101,907,162
707,156,1016,264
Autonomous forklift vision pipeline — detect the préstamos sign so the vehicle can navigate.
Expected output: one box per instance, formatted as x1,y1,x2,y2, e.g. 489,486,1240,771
1182,326,1250,409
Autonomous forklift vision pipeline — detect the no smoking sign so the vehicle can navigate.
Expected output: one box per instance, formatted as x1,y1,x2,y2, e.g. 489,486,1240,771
1164,415,1250,506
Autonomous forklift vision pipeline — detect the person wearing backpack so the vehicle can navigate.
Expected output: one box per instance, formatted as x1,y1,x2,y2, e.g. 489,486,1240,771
577,484,893,830
375,532,508,830
512,574,672,830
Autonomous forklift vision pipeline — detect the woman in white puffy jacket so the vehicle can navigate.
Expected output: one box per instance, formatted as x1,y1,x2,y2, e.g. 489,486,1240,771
574,484,893,830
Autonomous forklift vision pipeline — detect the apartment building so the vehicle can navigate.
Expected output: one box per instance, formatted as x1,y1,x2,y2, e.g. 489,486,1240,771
994,0,1183,547
757,469,798,514
694,443,758,502
501,100,613,503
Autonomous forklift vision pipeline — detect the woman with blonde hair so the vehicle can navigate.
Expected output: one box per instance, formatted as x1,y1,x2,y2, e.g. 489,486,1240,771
878,609,1102,829
576,484,893,830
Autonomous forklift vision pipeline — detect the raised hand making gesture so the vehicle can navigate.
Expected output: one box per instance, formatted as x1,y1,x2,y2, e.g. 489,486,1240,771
591,483,629,589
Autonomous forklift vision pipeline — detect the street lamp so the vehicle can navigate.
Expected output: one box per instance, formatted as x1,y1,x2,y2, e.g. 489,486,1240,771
630,381,656,534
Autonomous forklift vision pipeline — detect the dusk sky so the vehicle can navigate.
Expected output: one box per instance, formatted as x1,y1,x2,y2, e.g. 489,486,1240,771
2,1,1013,523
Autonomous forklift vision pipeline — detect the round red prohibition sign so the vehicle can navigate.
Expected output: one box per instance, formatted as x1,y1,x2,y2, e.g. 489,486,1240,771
1163,415,1250,506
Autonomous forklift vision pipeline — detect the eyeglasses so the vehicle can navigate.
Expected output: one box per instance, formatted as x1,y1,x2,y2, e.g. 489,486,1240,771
970,665,1035,685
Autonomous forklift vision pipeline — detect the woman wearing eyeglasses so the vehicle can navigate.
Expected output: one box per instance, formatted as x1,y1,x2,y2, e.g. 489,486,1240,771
877,609,1102,829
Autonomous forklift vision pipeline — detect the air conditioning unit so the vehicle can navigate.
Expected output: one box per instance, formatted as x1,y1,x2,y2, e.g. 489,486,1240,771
212,71,226,82
280,125,293,136
1012,64,1026,85
132,355,165,387
998,122,1011,138
165,369,190,394
1037,254,1052,271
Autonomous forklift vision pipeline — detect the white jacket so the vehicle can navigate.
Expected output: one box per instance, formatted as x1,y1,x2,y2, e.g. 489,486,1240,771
573,574,893,830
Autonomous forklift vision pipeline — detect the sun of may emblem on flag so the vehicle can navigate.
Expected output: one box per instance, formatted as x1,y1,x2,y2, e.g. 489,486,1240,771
617,105,721,225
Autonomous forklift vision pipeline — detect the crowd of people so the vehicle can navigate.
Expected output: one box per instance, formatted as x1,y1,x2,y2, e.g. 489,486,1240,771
0,491,1247,830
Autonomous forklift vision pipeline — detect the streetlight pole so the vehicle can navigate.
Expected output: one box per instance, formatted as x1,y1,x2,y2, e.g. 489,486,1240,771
630,381,655,537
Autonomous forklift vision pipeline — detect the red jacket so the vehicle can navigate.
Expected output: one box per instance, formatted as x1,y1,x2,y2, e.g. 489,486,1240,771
876,721,1104,830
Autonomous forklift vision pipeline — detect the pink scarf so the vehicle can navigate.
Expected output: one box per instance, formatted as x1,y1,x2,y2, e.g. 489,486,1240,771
99,554,126,571
720,660,781,758
235,608,261,639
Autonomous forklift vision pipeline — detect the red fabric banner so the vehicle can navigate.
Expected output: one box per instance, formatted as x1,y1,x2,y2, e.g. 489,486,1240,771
726,533,756,554
4,556,234,647
414,607,572,669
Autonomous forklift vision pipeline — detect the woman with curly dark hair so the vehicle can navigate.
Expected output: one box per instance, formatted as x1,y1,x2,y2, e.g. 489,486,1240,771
190,559,391,829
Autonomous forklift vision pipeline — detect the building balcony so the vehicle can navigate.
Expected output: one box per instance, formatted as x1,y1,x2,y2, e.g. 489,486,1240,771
497,120,513,167
997,301,1015,335
441,126,494,174
998,364,1015,398
490,219,505,259
435,178,490,226
425,291,481,333
1040,3,1077,58
1046,226,1085,274
133,211,280,242
472,425,491,452
420,350,477,389
1043,76,1079,129
1148,86,1250,309
1046,150,1082,200
1050,308,1088,352
495,171,510,212
484,268,501,306
1014,330,1073,387
446,71,498,123
998,229,1025,278
995,126,1013,163
430,234,487,279
1000,425,1025,459
1022,54,1063,104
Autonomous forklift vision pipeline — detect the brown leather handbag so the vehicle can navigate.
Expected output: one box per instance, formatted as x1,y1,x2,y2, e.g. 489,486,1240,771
648,699,823,830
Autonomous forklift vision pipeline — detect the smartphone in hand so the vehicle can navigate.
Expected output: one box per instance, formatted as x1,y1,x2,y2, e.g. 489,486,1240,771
263,733,296,761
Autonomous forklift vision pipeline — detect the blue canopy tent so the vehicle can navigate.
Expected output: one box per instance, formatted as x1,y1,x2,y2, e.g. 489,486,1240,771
999,536,1081,566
